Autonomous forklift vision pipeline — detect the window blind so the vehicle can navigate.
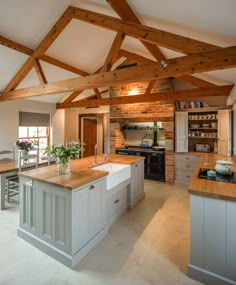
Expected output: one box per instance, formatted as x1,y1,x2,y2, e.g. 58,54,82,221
19,112,50,127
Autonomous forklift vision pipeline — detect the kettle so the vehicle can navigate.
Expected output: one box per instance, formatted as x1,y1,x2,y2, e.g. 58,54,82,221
142,134,153,147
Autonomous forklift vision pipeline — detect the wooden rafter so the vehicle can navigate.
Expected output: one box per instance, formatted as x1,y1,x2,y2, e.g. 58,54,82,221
110,117,173,123
62,90,83,104
0,34,91,77
119,49,216,88
61,56,123,103
102,32,125,72
70,6,219,55
1,45,235,101
76,89,109,102
106,1,216,88
145,80,156,95
3,7,72,92
177,75,216,88
34,59,47,84
2,5,221,96
106,0,165,61
56,85,233,109
0,35,33,55
93,88,102,99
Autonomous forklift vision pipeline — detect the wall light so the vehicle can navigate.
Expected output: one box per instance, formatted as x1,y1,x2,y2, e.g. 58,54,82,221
160,60,168,69
128,88,138,96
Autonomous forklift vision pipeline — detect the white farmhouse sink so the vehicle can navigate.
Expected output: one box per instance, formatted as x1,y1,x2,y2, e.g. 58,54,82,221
92,163,131,190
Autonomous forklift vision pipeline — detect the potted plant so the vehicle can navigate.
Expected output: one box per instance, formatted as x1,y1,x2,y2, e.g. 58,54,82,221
16,139,34,160
44,142,83,175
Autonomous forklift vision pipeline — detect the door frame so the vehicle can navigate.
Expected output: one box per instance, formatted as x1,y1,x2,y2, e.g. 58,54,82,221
79,113,105,157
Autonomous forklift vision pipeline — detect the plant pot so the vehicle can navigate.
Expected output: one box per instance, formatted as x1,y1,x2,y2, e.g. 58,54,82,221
57,159,70,175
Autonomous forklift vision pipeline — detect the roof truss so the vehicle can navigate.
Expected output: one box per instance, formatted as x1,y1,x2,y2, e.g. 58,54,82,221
0,4,234,106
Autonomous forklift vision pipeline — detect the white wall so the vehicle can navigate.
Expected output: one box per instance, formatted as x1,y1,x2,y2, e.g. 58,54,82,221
52,109,65,145
0,99,64,150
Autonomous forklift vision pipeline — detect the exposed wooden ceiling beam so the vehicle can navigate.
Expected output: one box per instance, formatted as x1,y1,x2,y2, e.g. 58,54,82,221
56,85,232,109
107,1,215,88
102,32,125,72
0,34,91,77
62,90,83,103
119,49,216,88
119,49,153,65
3,7,72,92
0,35,33,55
76,89,109,102
1,45,235,101
41,55,88,76
34,59,48,85
106,0,165,61
93,88,102,99
110,117,173,123
70,6,219,55
177,75,216,88
145,80,156,95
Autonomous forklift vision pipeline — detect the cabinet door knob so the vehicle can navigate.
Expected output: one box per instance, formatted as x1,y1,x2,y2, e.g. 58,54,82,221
135,164,138,167
114,199,120,204
89,185,95,190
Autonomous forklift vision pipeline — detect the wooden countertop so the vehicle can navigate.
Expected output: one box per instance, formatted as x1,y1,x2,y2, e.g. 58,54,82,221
0,158,50,174
19,154,145,190
188,153,236,201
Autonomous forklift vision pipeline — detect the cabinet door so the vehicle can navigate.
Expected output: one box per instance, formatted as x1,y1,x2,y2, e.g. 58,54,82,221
72,185,91,254
130,160,144,207
218,109,232,156
89,179,106,237
175,112,188,152
72,179,106,254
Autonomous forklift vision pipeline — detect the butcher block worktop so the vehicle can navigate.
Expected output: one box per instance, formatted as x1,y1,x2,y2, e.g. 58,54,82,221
19,154,145,190
188,153,236,201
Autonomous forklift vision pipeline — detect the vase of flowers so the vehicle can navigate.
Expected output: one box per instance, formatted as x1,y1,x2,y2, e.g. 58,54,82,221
16,139,34,161
44,142,83,175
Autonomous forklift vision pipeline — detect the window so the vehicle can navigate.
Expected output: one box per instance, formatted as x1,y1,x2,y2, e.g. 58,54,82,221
19,126,50,157
18,111,51,157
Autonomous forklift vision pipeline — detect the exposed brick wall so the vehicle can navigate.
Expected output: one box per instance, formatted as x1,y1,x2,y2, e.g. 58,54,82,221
109,80,175,184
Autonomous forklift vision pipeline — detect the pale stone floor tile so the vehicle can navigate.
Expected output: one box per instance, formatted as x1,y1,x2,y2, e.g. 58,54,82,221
0,180,204,285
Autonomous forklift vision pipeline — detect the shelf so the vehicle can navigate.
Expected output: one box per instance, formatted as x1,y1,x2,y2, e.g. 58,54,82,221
189,128,218,130
121,129,164,131
189,136,218,139
188,119,217,121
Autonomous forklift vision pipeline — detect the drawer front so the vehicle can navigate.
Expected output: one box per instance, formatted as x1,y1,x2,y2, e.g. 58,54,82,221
175,169,193,183
175,154,200,164
175,161,197,172
106,186,127,219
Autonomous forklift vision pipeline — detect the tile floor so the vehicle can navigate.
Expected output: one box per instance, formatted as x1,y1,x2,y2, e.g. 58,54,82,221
0,181,204,285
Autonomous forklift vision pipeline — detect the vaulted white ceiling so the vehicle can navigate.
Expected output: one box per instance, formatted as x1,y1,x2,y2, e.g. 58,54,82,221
0,0,235,103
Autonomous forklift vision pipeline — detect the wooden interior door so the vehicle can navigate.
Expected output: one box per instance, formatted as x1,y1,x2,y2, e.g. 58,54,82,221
83,118,97,157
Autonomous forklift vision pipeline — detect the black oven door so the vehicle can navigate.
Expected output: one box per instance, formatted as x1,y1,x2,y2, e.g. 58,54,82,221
146,153,165,181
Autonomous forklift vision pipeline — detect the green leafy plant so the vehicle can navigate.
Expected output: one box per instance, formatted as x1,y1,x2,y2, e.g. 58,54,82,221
44,142,84,165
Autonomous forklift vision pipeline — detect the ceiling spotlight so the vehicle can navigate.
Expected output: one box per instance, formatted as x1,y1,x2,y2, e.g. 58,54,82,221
160,60,168,69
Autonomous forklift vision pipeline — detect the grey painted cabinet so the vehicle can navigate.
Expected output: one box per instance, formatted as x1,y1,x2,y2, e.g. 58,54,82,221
130,159,144,208
189,194,236,284
72,179,106,255
18,176,108,268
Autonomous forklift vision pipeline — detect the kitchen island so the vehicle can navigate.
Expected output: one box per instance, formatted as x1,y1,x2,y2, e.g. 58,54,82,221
188,154,236,285
17,154,145,268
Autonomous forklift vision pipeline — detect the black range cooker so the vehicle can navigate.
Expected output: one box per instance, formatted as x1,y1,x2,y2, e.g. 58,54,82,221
115,147,165,182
